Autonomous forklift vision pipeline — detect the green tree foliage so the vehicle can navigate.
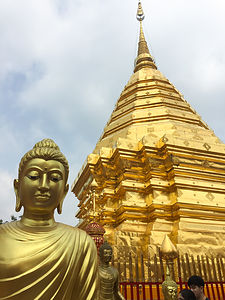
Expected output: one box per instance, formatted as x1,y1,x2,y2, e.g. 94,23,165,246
0,215,19,224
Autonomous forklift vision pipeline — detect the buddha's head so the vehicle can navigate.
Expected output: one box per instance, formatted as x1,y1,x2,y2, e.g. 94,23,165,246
99,241,113,265
14,139,69,219
162,275,178,300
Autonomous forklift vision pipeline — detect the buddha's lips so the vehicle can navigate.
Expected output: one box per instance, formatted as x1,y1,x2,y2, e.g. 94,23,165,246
35,193,50,200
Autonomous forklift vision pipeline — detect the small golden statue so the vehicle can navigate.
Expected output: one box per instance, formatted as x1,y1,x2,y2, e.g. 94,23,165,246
98,241,125,300
0,139,98,299
162,268,178,300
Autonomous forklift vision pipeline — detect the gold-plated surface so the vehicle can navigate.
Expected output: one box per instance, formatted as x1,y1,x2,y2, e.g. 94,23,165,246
0,139,98,300
161,234,178,261
72,1,225,258
162,267,178,300
98,242,125,300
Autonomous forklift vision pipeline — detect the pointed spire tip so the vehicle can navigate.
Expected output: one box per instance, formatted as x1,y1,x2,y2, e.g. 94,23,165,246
134,1,157,72
137,1,145,22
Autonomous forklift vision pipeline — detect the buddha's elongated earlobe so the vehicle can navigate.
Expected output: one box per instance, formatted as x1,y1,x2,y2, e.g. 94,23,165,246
57,183,69,215
15,197,22,212
14,179,22,212
57,203,62,214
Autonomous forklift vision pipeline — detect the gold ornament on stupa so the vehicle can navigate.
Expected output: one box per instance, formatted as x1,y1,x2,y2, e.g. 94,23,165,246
72,1,225,258
161,234,178,280
161,235,178,262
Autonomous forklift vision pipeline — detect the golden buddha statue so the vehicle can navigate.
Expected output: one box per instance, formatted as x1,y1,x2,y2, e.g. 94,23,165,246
98,241,125,300
162,267,178,300
0,139,98,300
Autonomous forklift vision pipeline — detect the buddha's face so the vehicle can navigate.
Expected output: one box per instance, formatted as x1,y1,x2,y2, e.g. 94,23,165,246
101,249,112,264
14,158,69,218
163,285,177,300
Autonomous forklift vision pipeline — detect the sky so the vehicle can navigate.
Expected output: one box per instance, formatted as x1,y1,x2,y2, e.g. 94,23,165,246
1,0,225,226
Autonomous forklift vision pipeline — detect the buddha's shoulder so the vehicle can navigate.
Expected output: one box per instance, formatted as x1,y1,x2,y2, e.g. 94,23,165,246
0,221,18,233
57,223,95,245
0,221,21,247
57,223,87,236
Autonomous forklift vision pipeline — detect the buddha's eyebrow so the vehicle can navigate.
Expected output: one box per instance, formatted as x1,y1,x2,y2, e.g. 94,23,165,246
48,169,64,175
25,166,43,172
24,167,64,179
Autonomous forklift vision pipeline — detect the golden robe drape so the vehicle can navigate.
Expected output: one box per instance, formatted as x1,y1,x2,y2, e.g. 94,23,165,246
0,221,98,299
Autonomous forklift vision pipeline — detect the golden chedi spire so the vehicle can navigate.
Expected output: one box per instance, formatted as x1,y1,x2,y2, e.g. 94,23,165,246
134,1,157,72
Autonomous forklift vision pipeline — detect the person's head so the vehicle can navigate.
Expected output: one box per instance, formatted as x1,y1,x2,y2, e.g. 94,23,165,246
178,289,196,300
99,241,113,265
188,276,205,299
162,277,177,300
14,139,69,218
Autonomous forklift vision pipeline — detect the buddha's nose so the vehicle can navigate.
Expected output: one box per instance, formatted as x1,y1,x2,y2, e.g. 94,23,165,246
39,174,49,191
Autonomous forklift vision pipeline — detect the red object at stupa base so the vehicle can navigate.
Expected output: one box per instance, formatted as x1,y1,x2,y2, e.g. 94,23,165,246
85,222,105,253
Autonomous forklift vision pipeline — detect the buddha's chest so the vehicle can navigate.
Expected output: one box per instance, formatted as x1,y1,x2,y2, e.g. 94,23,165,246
0,228,71,277
99,267,115,282
99,267,117,299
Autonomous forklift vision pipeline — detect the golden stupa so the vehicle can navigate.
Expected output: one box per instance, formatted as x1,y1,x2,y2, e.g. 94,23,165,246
72,1,225,257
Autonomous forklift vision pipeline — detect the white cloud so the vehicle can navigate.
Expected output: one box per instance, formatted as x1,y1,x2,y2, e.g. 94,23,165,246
0,170,20,221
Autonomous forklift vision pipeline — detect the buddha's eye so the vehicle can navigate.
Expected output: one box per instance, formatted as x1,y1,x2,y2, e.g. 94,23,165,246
27,175,39,180
50,173,62,182
27,171,40,180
